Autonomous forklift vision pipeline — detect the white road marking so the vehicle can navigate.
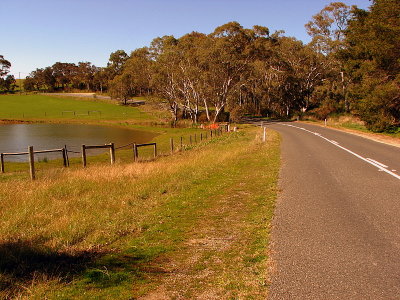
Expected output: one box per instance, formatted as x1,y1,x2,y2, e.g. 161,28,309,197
366,158,388,168
282,124,400,181
330,140,339,145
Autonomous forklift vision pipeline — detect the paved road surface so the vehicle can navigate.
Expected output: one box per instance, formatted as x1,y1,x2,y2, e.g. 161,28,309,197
268,122,400,299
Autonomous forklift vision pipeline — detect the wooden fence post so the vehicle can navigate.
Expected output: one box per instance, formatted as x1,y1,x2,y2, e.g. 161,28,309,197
110,143,115,164
153,144,157,158
263,127,266,142
64,145,70,167
210,130,213,138
133,143,138,161
194,134,197,143
0,153,4,173
82,145,87,168
200,133,203,141
180,137,183,150
170,138,174,154
28,146,35,180
62,148,67,167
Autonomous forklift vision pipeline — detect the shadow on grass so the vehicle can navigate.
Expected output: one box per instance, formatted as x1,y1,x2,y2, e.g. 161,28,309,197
0,239,170,298
0,239,97,297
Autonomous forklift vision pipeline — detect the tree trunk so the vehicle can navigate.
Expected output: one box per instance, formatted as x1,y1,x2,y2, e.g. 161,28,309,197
203,99,211,121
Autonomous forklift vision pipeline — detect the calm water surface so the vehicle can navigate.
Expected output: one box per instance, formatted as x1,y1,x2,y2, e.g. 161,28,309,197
0,124,157,161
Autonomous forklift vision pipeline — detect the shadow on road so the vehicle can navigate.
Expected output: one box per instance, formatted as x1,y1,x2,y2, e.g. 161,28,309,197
241,117,295,126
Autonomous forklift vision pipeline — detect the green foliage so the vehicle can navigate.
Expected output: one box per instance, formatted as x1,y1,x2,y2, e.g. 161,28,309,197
24,61,104,93
305,2,352,54
340,0,400,131
0,55,16,93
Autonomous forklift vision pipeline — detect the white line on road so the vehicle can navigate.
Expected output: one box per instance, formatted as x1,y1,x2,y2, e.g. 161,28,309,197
282,124,400,181
366,158,388,168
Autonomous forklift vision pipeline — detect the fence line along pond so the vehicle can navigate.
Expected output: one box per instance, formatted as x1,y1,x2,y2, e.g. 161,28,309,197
0,123,157,162
0,125,228,180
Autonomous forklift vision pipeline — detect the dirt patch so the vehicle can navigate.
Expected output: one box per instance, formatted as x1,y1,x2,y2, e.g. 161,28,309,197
138,184,270,299
0,119,39,125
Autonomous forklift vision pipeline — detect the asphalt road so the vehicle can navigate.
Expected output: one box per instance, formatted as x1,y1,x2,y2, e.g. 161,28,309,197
267,122,400,300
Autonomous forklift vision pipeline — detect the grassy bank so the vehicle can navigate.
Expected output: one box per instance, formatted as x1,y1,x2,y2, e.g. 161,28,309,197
0,125,212,180
0,127,280,299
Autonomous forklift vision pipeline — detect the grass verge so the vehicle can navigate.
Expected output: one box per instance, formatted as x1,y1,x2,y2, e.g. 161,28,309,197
303,115,400,139
0,126,280,299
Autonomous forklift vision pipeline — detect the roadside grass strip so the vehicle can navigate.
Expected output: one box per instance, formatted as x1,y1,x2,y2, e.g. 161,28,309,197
0,127,280,299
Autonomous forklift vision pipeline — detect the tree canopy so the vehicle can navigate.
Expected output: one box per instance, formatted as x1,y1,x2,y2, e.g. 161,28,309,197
19,0,400,132
0,55,16,93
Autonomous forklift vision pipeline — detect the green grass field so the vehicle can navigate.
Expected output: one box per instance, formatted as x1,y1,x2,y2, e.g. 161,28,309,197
0,94,154,122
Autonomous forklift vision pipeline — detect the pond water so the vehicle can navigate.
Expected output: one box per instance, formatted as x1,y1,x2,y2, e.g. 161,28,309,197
0,123,157,161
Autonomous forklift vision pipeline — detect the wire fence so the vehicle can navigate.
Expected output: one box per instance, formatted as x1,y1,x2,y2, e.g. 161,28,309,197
0,127,230,180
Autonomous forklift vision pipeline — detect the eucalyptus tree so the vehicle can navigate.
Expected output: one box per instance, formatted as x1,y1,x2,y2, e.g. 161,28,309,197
203,22,270,122
172,32,210,123
93,67,108,93
149,35,181,124
109,72,133,105
0,55,11,78
108,47,154,104
0,55,15,92
106,50,128,80
75,62,97,90
125,47,153,96
306,2,354,112
306,2,352,55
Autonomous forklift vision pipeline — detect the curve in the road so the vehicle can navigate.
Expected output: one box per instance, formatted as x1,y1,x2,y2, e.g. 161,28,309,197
268,122,400,300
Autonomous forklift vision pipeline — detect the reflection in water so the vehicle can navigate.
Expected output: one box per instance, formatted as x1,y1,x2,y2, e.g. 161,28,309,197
0,124,157,161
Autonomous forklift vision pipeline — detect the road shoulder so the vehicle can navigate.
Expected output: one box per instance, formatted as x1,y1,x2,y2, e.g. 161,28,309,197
299,121,400,148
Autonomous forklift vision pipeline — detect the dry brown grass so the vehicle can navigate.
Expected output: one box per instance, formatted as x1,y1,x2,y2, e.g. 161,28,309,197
0,128,280,299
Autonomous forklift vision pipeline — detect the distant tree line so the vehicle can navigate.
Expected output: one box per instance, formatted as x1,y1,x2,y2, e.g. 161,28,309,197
20,0,399,131
23,62,107,93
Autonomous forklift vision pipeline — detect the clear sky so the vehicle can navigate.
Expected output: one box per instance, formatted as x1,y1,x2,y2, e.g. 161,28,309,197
3,0,371,78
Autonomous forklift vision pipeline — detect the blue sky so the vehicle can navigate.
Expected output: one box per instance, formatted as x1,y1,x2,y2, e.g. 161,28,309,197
3,0,371,77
